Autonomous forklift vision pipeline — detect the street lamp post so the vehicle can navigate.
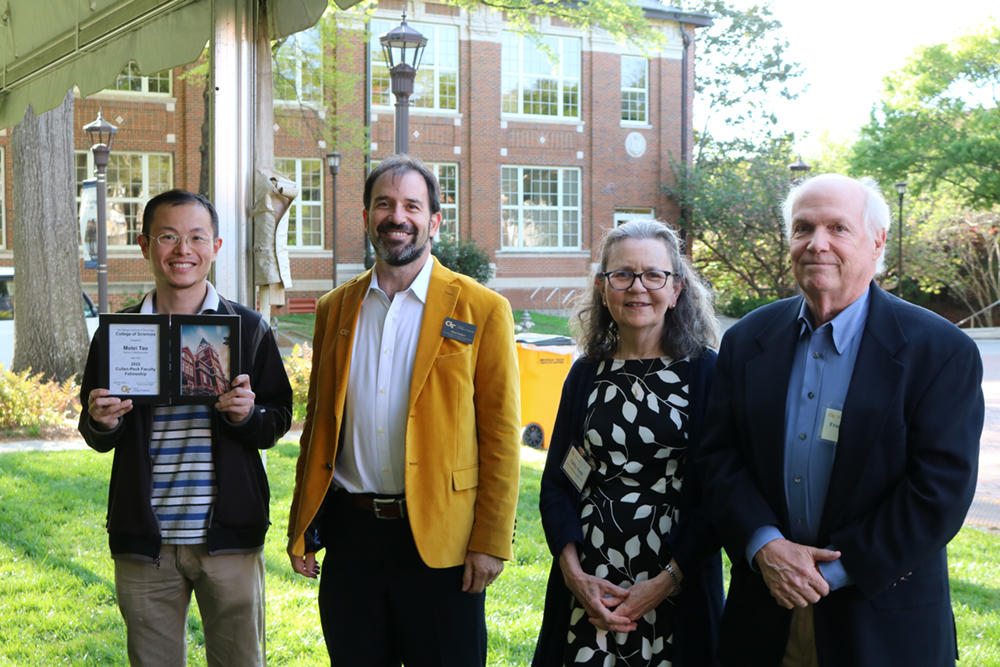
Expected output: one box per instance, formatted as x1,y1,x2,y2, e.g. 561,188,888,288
788,157,812,179
895,182,908,298
84,110,117,313
326,151,342,288
379,13,426,155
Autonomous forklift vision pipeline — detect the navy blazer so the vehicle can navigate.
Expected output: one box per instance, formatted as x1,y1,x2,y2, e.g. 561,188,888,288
697,283,983,667
534,350,723,667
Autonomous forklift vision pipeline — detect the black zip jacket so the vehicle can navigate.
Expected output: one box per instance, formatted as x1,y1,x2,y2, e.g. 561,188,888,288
78,295,293,561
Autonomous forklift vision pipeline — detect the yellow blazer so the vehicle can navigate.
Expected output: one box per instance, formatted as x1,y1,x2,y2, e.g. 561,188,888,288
287,260,521,568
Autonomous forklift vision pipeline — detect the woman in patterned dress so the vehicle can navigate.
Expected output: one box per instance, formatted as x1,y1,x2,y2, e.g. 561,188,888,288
534,220,724,667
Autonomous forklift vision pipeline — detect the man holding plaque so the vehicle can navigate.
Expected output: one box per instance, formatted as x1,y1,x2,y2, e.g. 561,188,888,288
78,189,293,667
286,154,521,666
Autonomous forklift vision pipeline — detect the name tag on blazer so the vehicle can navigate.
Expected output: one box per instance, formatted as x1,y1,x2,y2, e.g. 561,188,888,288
441,318,476,344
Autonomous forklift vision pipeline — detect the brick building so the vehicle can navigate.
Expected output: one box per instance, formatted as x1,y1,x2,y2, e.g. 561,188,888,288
0,0,710,312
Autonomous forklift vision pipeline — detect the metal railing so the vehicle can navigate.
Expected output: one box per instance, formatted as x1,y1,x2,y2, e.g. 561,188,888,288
529,286,577,317
957,298,1000,328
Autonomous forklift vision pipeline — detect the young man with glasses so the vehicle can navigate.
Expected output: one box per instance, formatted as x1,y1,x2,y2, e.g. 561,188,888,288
78,189,293,666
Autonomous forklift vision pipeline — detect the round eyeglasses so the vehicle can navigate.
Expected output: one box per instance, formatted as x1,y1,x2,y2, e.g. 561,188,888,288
602,270,674,290
148,233,214,249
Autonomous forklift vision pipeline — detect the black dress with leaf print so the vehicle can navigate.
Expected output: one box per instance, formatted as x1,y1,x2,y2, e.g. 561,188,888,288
564,356,690,667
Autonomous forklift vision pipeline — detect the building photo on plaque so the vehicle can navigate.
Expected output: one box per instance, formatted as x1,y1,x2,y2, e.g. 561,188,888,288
98,313,240,405
171,315,241,404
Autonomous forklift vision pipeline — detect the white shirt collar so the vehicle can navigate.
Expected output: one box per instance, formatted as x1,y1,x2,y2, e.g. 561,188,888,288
140,282,220,314
367,254,435,304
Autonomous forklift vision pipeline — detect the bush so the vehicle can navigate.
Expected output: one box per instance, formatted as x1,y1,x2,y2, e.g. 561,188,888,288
719,293,780,318
0,367,79,430
431,236,494,285
283,343,311,423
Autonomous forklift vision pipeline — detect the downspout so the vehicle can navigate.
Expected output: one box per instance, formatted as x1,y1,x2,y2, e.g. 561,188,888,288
679,23,692,251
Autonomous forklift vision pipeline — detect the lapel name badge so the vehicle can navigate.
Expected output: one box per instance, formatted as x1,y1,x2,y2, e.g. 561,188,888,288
441,318,477,344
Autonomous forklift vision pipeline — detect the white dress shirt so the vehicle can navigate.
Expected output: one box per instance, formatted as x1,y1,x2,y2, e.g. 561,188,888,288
333,256,435,495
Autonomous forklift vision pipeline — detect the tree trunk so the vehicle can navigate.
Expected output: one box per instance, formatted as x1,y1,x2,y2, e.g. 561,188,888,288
10,89,89,381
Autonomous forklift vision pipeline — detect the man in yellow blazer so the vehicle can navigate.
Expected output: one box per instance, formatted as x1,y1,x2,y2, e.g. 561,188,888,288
287,155,521,667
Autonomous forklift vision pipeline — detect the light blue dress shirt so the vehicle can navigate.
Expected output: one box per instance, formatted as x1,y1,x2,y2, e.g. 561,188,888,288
746,286,871,590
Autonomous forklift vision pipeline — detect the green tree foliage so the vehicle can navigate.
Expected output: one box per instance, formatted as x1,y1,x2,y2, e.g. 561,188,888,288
431,236,495,285
664,2,805,304
851,22,1000,210
667,138,798,301
679,0,804,161
445,0,665,51
272,4,374,156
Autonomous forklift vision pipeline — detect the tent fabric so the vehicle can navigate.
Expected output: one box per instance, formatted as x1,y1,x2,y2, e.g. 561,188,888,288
0,0,349,129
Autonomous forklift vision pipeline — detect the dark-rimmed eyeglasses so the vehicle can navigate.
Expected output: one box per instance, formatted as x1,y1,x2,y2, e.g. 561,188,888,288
602,270,674,290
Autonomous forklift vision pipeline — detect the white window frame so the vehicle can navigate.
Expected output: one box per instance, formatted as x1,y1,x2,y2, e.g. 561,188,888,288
276,157,325,248
501,33,581,120
370,20,459,113
75,151,174,248
102,61,173,97
429,163,459,240
501,166,581,251
621,56,649,124
614,208,655,227
273,28,323,107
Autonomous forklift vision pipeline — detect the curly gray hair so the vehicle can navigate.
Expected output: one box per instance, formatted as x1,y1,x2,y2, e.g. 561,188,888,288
573,219,719,361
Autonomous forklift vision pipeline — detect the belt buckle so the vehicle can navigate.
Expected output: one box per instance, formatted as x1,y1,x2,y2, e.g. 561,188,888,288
372,497,405,520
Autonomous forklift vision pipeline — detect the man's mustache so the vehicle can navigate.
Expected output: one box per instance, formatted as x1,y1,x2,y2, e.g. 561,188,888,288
376,221,416,235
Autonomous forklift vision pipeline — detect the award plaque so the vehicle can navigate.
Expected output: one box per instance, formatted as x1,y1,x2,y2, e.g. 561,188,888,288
100,314,169,404
99,313,241,405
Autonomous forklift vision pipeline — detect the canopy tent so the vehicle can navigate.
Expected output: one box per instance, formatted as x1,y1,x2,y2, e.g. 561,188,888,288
0,0,352,129
0,0,360,305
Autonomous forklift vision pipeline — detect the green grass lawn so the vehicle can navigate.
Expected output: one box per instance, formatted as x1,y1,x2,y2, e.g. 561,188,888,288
512,310,573,337
1,446,998,664
278,311,572,340
274,314,316,338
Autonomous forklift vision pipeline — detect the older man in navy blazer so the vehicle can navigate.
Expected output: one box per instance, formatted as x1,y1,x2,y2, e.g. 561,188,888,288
697,174,983,667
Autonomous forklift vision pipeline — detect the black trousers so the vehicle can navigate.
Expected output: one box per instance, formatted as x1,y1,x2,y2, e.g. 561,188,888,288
318,493,488,667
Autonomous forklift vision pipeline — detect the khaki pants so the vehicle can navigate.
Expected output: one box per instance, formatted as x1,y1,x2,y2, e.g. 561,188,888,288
780,605,819,667
114,544,264,667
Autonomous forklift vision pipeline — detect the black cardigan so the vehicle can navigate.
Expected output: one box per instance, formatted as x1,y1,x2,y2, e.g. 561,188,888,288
78,296,293,560
533,350,723,667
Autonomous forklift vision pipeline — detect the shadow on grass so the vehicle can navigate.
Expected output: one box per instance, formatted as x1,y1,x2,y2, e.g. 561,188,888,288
951,578,1000,615
0,453,115,595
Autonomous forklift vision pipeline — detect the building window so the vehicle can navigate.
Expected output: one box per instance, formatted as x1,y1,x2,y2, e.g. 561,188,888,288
111,61,172,95
274,28,323,106
371,20,458,112
501,33,580,119
276,158,324,248
614,208,655,227
75,152,173,246
501,166,580,250
621,56,648,123
432,163,459,240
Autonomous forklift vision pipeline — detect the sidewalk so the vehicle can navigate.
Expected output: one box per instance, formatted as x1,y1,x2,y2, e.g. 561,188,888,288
968,347,1000,530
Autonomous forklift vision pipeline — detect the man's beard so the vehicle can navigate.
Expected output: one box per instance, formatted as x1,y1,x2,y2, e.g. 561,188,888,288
370,221,430,267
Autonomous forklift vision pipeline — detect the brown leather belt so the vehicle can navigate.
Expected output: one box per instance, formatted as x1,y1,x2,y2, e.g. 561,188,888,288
335,487,407,520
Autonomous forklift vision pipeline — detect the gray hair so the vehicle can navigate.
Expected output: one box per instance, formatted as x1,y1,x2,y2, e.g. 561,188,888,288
573,219,719,361
782,174,892,274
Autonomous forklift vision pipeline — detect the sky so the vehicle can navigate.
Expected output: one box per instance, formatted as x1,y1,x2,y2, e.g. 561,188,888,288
701,0,998,158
